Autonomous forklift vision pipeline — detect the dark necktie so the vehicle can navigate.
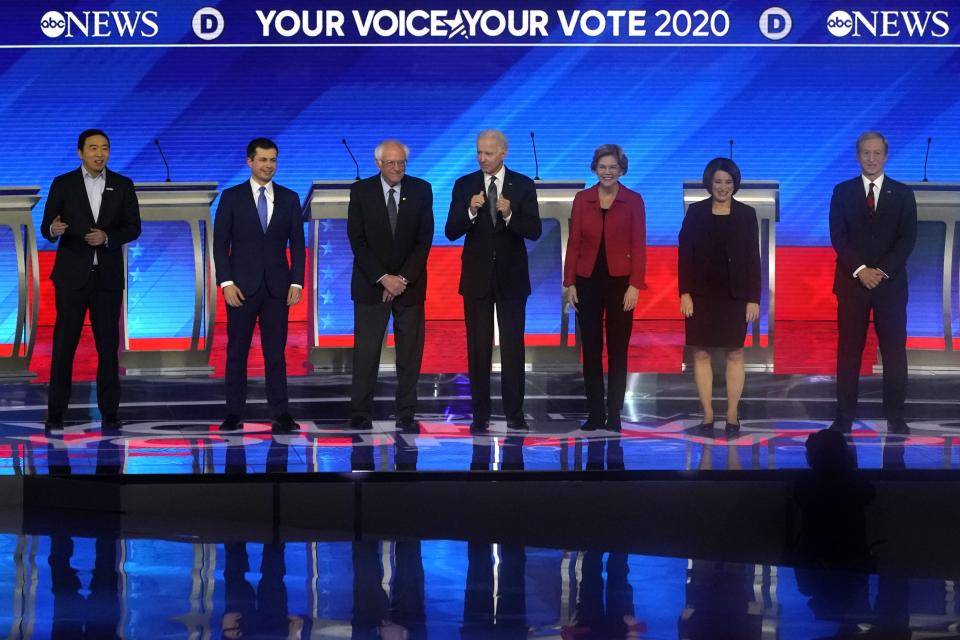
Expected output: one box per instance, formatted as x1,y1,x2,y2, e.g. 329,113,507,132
387,188,398,235
487,176,498,225
866,182,876,215
257,186,268,232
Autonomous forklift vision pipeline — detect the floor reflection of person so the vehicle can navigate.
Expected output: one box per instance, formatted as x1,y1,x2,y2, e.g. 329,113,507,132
586,435,625,470
221,542,305,639
564,551,644,638
470,436,525,471
351,540,425,640
49,532,122,640
678,561,761,640
462,542,526,639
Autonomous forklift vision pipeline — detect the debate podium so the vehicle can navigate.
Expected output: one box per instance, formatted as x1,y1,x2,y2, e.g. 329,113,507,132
0,187,41,379
525,180,585,368
875,182,960,372
303,180,362,371
682,181,780,372
120,182,219,376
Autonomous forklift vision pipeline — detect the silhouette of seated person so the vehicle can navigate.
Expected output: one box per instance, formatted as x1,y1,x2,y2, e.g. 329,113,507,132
221,542,305,639
350,539,425,639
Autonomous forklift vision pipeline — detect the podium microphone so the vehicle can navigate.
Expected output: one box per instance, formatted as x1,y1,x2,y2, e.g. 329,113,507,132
154,139,171,182
922,137,932,182
342,138,360,181
728,139,734,160
529,131,541,180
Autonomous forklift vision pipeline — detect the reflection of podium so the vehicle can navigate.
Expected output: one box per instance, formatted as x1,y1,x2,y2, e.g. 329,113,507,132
120,183,218,376
525,180,584,368
877,182,960,372
683,181,779,371
0,187,41,378
303,180,365,371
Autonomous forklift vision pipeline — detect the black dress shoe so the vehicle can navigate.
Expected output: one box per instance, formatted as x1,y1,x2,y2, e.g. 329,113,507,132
272,412,299,432
44,417,64,431
220,414,243,431
829,419,852,433
506,419,529,431
580,415,605,431
887,418,910,435
349,416,373,430
469,420,490,434
396,417,421,434
605,416,622,432
102,415,122,431
724,420,741,433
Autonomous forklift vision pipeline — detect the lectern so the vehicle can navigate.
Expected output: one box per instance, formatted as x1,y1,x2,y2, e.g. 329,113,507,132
303,180,361,371
682,181,779,371
120,182,218,376
0,186,41,378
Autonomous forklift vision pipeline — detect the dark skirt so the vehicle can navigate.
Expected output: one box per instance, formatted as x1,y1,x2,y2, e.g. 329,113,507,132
685,294,748,349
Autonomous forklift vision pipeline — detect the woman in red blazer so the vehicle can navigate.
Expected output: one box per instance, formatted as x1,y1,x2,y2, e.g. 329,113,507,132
563,144,646,431
678,157,761,433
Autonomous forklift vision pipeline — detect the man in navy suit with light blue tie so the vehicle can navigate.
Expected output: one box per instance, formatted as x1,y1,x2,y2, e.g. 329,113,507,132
213,138,305,432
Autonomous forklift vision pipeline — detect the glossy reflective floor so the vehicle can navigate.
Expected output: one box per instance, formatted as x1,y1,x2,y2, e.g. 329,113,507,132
1,372,959,474
1,531,958,639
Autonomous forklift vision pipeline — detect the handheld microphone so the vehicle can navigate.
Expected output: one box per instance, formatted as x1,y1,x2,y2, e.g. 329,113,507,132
154,139,171,182
342,138,360,182
529,131,541,180
728,139,734,160
922,137,932,182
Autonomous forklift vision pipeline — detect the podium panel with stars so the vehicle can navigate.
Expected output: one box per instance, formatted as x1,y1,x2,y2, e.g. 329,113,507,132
120,183,219,375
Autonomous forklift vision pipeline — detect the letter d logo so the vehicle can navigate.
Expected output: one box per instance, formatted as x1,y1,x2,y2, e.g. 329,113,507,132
192,7,224,41
759,7,792,41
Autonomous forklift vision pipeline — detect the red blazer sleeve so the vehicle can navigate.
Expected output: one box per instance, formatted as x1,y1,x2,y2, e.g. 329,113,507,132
629,192,647,290
563,191,585,287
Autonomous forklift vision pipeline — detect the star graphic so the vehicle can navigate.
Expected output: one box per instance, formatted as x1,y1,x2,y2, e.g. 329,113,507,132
320,241,333,255
128,243,143,259
320,219,332,232
129,267,141,283
321,290,335,304
321,267,334,280
320,314,332,329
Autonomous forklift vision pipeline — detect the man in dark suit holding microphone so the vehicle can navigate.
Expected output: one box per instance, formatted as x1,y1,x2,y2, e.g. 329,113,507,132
214,138,305,432
41,129,141,430
829,131,917,434
347,140,434,432
445,130,542,432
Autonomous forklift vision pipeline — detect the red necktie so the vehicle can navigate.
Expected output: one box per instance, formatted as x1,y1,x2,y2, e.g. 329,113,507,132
866,182,876,215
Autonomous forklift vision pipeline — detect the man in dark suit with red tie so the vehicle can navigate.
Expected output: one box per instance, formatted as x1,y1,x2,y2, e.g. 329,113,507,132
346,140,434,432
445,130,542,432
41,129,142,430
829,131,917,434
213,138,305,432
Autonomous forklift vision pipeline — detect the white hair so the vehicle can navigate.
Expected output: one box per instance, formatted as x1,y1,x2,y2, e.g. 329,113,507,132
374,139,410,161
476,129,508,151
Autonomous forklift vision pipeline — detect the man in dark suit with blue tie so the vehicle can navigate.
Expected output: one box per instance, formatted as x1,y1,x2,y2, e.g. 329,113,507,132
214,138,305,432
445,130,542,432
347,140,434,432
41,129,142,431
829,131,917,434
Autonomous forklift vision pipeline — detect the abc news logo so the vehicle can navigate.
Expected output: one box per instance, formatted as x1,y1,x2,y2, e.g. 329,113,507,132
40,10,159,38
826,9,949,38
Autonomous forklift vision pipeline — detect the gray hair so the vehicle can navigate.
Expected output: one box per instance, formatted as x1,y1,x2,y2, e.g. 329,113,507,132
374,139,410,161
856,131,888,154
476,129,508,151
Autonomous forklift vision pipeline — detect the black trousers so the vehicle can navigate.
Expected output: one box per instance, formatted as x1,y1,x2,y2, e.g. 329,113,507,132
836,276,908,423
350,300,425,420
48,268,123,420
224,284,289,417
463,293,526,424
576,274,633,421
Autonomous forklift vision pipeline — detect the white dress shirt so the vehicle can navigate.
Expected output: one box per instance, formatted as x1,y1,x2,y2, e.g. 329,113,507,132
853,173,886,278
468,165,512,225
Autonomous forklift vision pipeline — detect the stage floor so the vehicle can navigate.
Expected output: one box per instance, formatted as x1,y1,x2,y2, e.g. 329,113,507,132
1,532,956,640
2,371,958,475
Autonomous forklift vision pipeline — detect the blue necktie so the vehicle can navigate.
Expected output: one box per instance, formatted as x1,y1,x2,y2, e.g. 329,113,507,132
257,186,268,232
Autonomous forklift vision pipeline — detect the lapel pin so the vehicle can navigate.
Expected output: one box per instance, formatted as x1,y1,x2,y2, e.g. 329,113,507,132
105,187,115,191
402,197,407,201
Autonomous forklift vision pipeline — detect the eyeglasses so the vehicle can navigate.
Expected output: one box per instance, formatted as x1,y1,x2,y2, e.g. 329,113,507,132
381,160,406,168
